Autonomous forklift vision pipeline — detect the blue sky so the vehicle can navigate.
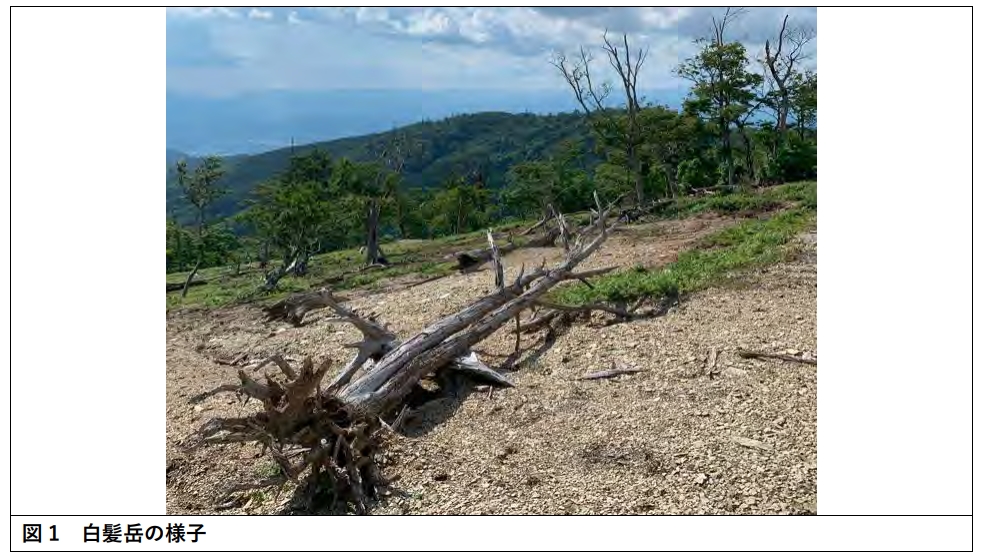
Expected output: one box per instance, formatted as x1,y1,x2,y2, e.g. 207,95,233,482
167,7,816,154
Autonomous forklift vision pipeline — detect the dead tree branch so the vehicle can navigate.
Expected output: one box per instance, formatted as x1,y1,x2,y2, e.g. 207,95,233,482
738,349,817,365
581,368,645,381
190,193,623,513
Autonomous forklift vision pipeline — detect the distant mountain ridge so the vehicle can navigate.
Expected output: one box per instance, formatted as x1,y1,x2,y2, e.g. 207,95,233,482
166,87,687,155
166,110,602,224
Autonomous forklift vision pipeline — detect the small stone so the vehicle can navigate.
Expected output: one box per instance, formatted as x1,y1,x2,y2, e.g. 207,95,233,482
694,473,708,485
496,445,518,460
192,405,204,413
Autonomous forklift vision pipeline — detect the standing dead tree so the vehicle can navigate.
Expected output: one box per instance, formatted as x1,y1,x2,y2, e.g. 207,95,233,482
188,195,628,513
762,14,816,139
551,31,650,208
364,133,411,268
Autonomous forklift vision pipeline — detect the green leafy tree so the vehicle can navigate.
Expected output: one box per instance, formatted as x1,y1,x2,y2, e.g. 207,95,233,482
424,176,490,237
592,162,634,204
241,150,344,290
505,139,593,219
677,8,762,186
638,106,714,197
504,161,555,219
676,157,717,192
175,156,226,297
791,70,817,141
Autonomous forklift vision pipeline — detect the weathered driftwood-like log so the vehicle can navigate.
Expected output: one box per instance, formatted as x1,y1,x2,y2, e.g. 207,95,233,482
263,291,353,326
189,195,620,513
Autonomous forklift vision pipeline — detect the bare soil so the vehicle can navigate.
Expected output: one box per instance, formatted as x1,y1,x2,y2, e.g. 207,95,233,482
166,214,817,515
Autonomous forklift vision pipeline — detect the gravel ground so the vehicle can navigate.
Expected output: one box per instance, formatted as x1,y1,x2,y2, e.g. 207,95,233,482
166,215,816,515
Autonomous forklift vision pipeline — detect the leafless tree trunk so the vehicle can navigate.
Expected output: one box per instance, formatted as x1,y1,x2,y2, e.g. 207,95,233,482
552,32,650,207
763,14,816,136
712,9,745,187
364,200,384,266
181,207,206,298
602,32,649,207
179,259,201,298
191,195,645,512
737,122,756,185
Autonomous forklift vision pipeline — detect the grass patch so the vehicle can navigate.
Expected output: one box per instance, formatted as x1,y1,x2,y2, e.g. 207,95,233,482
167,182,815,310
553,207,815,306
654,181,816,219
167,218,541,310
254,461,282,479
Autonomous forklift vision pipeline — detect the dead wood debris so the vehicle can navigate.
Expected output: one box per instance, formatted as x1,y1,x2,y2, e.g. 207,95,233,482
738,349,817,365
186,194,624,514
581,368,646,381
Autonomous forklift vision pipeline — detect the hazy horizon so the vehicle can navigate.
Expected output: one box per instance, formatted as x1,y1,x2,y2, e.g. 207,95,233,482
167,7,816,155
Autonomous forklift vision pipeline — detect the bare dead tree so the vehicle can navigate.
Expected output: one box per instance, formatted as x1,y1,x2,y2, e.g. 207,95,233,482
364,130,417,267
551,31,650,207
762,14,816,136
711,8,745,187
602,31,649,208
711,7,747,47
189,193,638,512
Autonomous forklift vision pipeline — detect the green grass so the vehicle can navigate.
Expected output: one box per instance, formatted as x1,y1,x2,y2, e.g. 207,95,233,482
553,206,815,306
254,461,282,478
654,181,816,219
166,225,520,309
168,182,815,310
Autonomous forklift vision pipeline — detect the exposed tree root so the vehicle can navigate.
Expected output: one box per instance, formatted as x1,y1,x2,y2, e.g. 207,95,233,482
188,194,625,514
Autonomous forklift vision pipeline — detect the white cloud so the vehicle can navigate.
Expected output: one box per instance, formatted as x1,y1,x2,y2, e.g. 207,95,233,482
166,7,240,20
247,9,273,21
167,7,816,96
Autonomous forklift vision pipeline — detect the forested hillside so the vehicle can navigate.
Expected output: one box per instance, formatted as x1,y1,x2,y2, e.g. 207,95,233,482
167,15,817,296
166,111,595,223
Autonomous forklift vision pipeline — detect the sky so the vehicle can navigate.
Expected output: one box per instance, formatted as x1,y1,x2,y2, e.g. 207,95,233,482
167,7,816,155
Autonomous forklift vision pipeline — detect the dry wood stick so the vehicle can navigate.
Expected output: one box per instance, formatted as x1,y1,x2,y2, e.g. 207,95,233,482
738,350,817,365
580,368,645,381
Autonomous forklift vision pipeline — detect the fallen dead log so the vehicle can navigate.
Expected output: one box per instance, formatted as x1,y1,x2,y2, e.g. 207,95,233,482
455,227,560,272
167,279,207,292
187,194,621,513
519,215,549,236
581,368,645,381
515,309,563,334
264,291,353,326
738,349,817,365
